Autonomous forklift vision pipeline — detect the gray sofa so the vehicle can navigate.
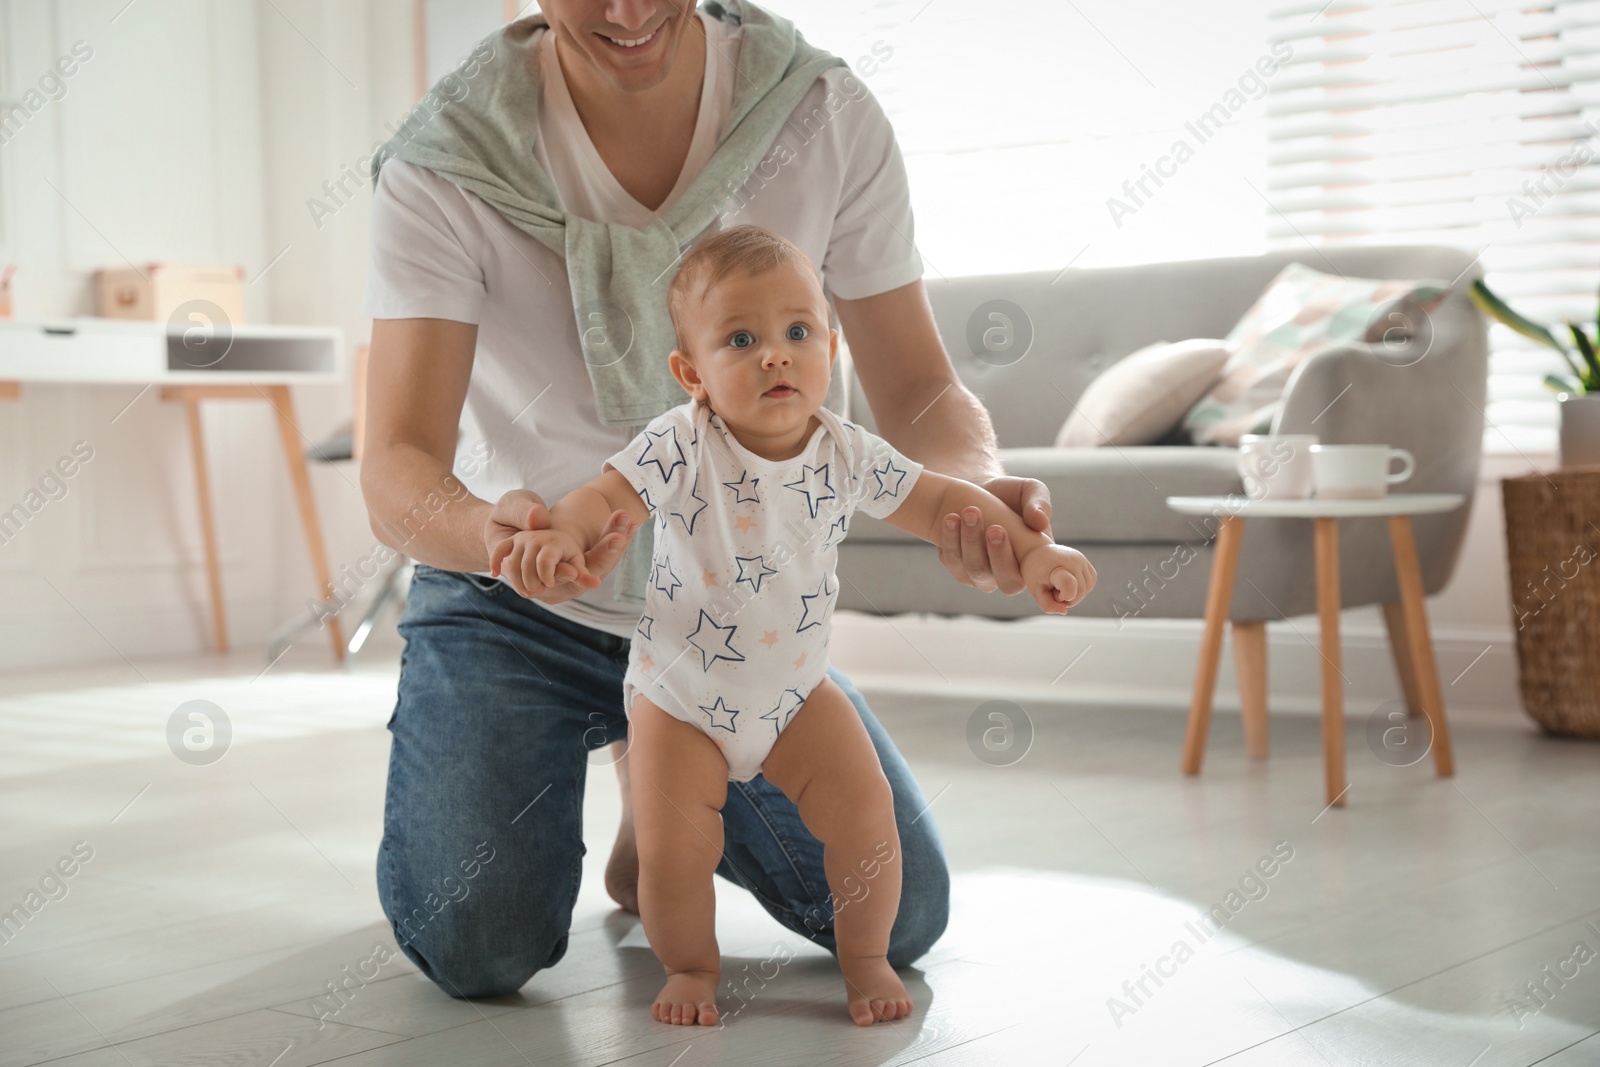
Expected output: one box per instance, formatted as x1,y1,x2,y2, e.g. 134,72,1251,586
835,246,1488,623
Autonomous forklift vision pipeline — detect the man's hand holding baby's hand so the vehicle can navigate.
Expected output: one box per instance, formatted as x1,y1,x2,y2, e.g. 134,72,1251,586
483,489,636,603
1020,543,1097,615
938,477,1052,595
491,529,601,598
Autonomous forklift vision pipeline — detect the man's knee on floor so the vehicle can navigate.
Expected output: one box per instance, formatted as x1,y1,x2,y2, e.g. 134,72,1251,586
886,865,951,968
391,919,568,999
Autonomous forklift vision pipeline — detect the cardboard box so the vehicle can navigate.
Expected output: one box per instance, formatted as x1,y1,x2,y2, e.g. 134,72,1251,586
95,263,247,325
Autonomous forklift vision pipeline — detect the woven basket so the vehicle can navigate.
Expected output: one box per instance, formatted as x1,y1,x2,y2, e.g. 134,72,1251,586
1502,467,1600,738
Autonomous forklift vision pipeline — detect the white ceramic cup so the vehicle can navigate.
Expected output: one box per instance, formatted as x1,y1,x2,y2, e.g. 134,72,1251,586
1309,444,1415,499
1237,434,1318,501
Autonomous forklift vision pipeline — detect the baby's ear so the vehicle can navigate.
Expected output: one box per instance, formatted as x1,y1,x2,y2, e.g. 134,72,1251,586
828,328,839,364
668,349,702,397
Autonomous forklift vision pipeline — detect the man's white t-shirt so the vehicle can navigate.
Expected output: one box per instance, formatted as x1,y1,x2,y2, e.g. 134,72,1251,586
362,12,923,637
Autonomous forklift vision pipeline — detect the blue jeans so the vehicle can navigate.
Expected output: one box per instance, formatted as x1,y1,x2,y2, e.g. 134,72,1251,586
377,565,952,998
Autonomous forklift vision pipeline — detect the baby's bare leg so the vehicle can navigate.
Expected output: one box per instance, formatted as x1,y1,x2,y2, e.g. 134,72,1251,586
628,694,729,1026
761,676,912,1026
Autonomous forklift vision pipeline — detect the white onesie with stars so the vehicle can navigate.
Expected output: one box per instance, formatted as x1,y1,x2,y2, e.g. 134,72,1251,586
606,398,923,782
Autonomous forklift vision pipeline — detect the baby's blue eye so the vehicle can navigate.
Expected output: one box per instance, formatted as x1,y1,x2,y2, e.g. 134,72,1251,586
730,331,754,349
787,324,809,341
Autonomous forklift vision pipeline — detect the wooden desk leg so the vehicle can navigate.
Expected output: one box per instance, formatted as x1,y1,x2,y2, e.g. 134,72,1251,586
1233,620,1269,758
1314,518,1347,807
1388,515,1455,777
1380,601,1424,717
181,397,230,652
1182,515,1245,775
265,386,347,663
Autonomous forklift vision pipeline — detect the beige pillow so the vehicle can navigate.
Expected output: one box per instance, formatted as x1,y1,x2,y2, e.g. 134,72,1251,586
1055,339,1231,448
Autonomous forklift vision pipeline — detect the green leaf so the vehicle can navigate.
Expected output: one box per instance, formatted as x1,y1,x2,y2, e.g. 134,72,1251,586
1545,373,1582,396
1470,279,1585,379
1470,280,1566,351
1571,321,1600,387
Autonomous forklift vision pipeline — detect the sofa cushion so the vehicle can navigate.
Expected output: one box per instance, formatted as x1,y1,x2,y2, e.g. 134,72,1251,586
1182,263,1451,446
844,446,1245,546
1055,339,1230,447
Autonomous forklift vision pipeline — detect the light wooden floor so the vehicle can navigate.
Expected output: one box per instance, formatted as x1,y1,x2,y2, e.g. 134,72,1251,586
2,648,1598,1066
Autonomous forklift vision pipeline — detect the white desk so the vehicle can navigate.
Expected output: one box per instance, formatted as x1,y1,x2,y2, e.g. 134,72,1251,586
0,316,341,383
1,318,347,660
1165,493,1466,807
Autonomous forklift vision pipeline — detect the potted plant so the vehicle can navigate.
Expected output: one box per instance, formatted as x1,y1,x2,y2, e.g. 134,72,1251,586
1470,278,1600,467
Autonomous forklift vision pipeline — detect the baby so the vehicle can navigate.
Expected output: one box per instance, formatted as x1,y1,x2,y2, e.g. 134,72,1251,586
490,225,1096,1027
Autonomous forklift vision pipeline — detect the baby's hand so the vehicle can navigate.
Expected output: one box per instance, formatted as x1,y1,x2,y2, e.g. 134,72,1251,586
1020,543,1096,615
490,529,599,597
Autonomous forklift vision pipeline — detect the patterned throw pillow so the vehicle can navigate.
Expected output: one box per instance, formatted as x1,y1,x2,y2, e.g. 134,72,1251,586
1181,263,1450,446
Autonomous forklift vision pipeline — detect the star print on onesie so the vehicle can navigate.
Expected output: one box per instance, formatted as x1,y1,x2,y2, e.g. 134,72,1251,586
606,399,923,782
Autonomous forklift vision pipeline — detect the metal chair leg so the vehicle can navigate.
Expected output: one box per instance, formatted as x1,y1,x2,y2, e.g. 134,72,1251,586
263,557,411,669
346,559,412,667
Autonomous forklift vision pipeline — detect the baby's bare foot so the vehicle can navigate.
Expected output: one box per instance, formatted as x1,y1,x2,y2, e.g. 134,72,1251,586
653,970,720,1026
839,955,913,1026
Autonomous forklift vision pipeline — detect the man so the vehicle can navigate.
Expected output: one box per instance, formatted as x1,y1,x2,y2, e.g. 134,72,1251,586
360,0,1054,999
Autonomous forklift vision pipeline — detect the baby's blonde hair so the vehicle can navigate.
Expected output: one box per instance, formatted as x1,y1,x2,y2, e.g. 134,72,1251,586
666,224,823,356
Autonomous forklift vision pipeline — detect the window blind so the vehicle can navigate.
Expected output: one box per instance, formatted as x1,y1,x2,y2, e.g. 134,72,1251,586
1266,0,1600,453
763,0,1279,274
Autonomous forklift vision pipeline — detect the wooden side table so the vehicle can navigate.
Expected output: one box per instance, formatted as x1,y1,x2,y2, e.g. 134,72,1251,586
1166,493,1465,807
